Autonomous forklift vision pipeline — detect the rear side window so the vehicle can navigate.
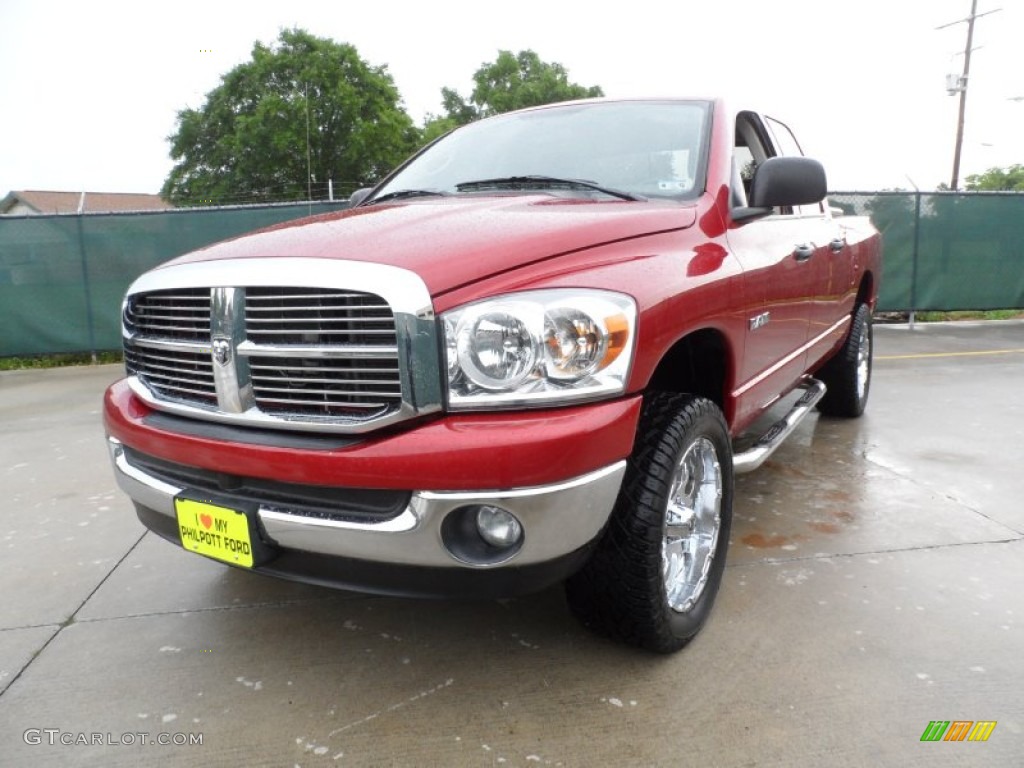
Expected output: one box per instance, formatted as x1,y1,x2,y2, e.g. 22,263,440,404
764,117,804,158
765,116,822,215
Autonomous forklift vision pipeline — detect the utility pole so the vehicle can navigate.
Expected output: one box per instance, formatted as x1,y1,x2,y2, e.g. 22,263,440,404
938,0,1001,190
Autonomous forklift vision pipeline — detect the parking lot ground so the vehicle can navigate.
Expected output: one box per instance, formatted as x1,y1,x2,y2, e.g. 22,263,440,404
1,321,1022,767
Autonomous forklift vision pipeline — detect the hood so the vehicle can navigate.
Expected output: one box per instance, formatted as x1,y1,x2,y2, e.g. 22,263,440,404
164,195,697,295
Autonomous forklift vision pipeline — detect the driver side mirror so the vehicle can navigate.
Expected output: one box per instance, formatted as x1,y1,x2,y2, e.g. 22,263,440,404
732,157,827,224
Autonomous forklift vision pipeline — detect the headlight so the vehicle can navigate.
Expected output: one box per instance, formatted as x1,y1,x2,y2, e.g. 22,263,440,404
443,289,636,409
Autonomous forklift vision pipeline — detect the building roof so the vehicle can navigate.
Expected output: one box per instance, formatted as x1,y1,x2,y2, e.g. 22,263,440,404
0,190,171,215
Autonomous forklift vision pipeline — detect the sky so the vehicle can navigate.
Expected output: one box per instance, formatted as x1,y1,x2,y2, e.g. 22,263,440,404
1,0,1021,195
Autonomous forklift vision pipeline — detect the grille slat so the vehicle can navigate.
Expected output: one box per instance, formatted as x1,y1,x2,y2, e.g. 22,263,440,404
136,294,212,303
249,363,398,374
250,378,401,388
127,361,212,383
255,396,392,410
246,292,381,301
247,303,391,312
142,381,218,399
241,327,398,336
130,322,211,335
253,385,401,397
133,311,210,319
124,285,403,425
246,314,393,322
126,349,213,369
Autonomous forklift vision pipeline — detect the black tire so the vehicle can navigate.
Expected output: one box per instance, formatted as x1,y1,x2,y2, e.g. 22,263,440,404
565,393,733,653
817,303,872,418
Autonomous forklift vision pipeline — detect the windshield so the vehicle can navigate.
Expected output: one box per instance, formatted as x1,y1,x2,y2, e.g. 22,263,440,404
373,100,711,202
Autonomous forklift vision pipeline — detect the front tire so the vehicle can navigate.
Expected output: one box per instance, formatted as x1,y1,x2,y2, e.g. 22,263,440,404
817,302,872,417
566,393,733,653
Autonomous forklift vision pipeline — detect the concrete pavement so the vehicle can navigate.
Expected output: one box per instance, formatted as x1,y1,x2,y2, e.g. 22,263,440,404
1,321,1021,766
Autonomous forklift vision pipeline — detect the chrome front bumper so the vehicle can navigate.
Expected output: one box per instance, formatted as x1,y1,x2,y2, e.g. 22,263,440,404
108,437,625,571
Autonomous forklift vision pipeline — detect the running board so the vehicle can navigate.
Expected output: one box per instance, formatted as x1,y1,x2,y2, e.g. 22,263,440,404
732,378,827,474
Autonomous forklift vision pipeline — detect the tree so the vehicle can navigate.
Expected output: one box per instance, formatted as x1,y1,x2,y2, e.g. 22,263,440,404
433,50,604,131
162,29,417,206
964,164,1024,191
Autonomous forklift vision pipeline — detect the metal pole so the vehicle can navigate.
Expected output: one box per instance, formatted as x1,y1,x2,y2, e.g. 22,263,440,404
76,214,98,362
909,191,922,330
949,0,978,191
940,2,1002,189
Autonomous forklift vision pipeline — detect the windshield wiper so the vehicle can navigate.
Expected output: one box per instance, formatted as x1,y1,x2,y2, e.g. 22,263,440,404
367,189,448,205
455,175,643,201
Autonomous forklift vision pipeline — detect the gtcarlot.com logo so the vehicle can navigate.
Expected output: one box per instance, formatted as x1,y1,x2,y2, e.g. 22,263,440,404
920,721,997,742
23,729,203,747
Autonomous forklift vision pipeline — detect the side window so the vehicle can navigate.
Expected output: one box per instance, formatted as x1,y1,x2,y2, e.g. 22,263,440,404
765,117,803,158
765,116,823,216
734,111,792,215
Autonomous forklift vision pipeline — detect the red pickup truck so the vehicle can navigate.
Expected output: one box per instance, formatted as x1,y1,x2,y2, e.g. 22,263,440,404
104,99,880,652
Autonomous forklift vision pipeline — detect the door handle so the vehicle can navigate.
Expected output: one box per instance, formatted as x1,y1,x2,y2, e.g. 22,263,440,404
830,237,846,253
793,244,814,261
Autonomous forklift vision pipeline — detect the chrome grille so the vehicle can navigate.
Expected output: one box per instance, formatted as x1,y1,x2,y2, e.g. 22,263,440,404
245,287,397,346
120,259,441,434
247,356,402,418
124,286,402,424
124,289,211,341
124,289,216,406
242,287,401,419
124,344,217,405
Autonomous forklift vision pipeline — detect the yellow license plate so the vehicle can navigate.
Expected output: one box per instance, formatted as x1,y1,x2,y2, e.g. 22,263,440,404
175,498,254,568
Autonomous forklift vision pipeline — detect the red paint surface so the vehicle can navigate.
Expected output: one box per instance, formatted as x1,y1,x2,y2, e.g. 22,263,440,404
105,381,642,491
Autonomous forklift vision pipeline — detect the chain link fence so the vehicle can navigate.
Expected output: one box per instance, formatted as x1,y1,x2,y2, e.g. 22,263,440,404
2,192,1022,357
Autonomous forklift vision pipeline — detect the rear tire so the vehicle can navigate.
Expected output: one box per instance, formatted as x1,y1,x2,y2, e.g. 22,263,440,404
565,393,733,653
817,303,872,418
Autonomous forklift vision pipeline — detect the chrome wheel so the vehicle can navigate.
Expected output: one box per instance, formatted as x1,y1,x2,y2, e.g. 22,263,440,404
855,321,871,401
565,393,733,652
662,436,723,613
817,303,872,419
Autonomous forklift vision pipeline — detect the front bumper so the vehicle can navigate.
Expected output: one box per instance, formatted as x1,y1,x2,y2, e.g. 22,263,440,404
108,437,626,597
104,379,641,490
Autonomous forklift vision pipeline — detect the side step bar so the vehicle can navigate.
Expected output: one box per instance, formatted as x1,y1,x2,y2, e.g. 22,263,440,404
733,378,827,474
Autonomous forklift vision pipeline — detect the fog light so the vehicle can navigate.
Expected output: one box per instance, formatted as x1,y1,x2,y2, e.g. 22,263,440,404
475,505,523,548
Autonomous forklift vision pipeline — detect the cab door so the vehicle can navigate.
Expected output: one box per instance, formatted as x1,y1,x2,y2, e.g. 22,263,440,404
728,211,821,415
764,117,852,368
727,112,820,421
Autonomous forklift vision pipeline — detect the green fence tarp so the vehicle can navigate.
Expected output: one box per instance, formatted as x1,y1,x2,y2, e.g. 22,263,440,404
0,202,348,357
2,193,1023,357
830,192,1024,313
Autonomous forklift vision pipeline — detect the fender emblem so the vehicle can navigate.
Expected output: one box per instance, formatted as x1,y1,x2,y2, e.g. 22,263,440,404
212,338,232,366
749,312,771,331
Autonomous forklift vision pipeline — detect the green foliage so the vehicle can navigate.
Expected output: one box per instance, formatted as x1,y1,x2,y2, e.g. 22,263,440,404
964,164,1024,191
420,114,459,145
0,351,122,370
162,29,417,206
914,310,1024,321
864,191,916,241
439,50,603,127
